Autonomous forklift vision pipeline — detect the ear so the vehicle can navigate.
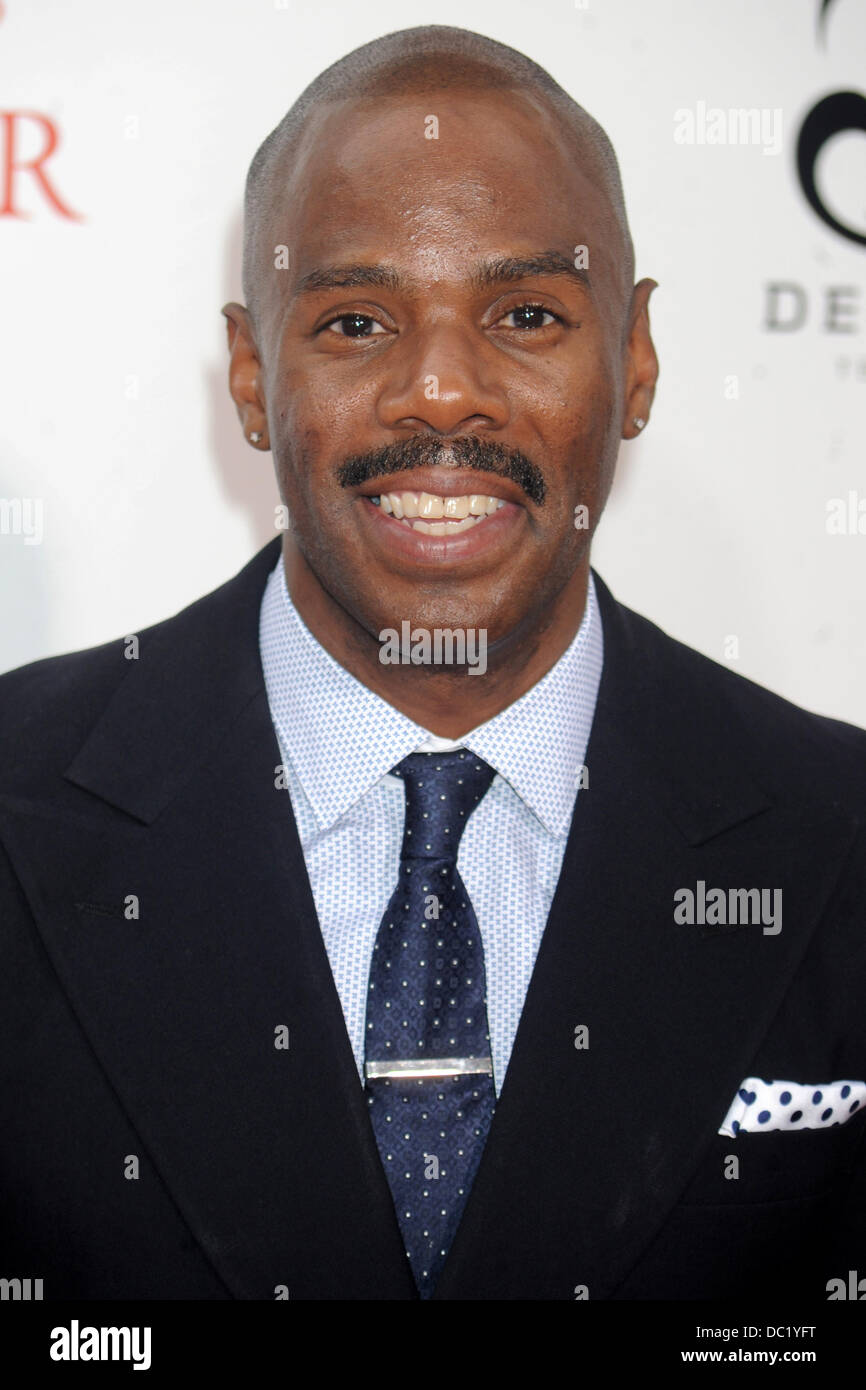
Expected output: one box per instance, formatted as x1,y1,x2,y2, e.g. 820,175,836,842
221,302,269,449
621,278,659,439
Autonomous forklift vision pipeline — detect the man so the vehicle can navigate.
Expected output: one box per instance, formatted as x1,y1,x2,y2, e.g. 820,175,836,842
1,25,864,1302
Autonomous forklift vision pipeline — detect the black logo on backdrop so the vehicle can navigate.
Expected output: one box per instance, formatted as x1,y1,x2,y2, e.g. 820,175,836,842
796,0,866,246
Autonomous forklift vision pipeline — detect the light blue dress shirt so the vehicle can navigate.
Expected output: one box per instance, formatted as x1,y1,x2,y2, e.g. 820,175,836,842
259,557,604,1097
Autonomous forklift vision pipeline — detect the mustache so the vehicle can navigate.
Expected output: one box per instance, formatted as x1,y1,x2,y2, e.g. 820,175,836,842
336,435,547,506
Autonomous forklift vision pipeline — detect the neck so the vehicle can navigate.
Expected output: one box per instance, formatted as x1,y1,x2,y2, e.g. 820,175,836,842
282,542,590,739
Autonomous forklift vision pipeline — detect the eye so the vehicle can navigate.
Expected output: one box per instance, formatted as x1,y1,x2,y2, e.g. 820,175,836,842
497,302,560,330
323,313,387,338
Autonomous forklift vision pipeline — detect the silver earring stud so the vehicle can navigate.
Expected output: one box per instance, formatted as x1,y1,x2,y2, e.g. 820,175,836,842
632,417,646,430
249,431,263,444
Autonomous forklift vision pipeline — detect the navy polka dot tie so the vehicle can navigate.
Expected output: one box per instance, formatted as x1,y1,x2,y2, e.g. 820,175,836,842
364,749,497,1298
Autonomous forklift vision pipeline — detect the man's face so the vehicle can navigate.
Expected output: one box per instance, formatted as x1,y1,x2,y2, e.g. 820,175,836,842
234,87,655,651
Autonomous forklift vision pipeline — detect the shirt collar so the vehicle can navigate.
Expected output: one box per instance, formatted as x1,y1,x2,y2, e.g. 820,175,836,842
259,558,603,839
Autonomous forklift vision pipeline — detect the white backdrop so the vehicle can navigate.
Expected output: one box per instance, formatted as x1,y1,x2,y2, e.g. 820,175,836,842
2,0,864,724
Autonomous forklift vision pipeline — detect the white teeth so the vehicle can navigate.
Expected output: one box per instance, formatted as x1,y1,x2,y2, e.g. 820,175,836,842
401,491,420,518
370,491,506,534
413,515,481,535
417,492,444,520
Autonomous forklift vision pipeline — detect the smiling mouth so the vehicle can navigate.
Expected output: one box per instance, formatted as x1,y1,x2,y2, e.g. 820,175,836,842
369,489,506,535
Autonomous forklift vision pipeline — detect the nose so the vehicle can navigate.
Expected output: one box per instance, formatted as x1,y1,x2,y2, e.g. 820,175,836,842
376,321,511,436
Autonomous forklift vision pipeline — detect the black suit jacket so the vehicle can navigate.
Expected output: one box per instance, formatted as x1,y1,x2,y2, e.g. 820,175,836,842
2,537,865,1300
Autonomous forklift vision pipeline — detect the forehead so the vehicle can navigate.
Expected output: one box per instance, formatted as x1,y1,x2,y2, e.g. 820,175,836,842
268,87,615,281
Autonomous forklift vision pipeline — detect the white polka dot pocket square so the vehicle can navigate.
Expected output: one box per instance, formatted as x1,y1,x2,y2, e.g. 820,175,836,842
718,1078,866,1136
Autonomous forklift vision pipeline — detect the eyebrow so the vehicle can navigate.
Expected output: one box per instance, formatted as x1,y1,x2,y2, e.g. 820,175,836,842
294,250,591,298
296,263,401,294
470,252,591,295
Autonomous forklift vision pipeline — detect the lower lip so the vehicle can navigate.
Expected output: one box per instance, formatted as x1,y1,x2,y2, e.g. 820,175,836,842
359,497,524,563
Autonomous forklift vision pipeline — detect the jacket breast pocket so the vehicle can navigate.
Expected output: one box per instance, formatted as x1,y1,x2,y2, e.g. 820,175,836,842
679,1109,866,1206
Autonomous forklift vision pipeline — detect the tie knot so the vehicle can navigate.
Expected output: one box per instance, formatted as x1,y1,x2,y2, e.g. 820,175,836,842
392,749,496,860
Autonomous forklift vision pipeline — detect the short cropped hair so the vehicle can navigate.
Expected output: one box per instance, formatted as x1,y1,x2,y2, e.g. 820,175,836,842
242,25,635,334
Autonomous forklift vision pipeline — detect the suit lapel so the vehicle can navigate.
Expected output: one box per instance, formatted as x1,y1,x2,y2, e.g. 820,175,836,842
434,573,858,1299
0,540,416,1300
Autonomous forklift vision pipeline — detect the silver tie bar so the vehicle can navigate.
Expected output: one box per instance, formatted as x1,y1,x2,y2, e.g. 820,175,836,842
365,1056,493,1081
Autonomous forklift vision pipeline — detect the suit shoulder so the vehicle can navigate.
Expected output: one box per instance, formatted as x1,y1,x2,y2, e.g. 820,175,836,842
605,586,866,809
0,542,279,792
0,636,129,752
